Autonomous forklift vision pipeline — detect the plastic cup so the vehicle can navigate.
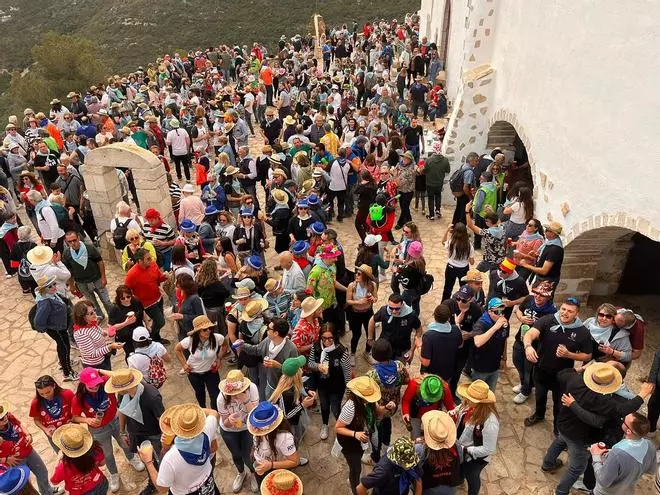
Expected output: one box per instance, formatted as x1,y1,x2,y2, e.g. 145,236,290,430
139,440,153,455
106,326,116,338
127,311,135,318
229,412,243,428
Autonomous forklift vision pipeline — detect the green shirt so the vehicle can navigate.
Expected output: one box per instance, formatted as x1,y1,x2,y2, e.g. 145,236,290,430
307,263,337,309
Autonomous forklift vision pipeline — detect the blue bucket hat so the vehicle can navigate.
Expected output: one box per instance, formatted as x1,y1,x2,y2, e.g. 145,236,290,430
307,193,320,205
239,208,254,217
296,199,309,208
179,219,197,233
310,221,326,235
0,466,31,494
291,240,309,255
246,255,263,270
487,297,505,310
248,401,284,435
204,204,219,216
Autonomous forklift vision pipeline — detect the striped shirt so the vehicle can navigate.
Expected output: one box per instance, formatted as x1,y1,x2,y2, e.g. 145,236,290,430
73,325,111,366
142,222,176,253
169,183,182,210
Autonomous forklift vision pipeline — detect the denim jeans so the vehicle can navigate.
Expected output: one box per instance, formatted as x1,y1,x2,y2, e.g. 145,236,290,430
220,428,254,473
85,477,109,495
144,298,165,342
21,450,52,495
188,370,220,409
542,433,590,495
77,278,112,319
463,458,488,495
90,417,135,474
512,340,534,396
470,369,500,392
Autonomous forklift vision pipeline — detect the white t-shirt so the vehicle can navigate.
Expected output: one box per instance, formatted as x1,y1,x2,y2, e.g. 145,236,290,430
192,126,209,153
444,240,475,268
253,431,296,463
127,342,168,376
509,201,527,225
179,334,224,373
157,416,218,495
216,383,259,432
166,129,191,156
328,159,350,192
244,93,255,112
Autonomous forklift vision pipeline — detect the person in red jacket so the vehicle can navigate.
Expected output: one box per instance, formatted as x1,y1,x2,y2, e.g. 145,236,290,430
401,374,455,441
0,401,53,495
125,247,169,344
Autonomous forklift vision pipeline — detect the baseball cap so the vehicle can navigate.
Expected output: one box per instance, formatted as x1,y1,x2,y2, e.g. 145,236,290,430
487,297,505,310
79,368,105,388
454,285,475,301
132,327,150,342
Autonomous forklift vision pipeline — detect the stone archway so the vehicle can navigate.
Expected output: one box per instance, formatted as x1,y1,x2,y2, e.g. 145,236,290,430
82,143,173,262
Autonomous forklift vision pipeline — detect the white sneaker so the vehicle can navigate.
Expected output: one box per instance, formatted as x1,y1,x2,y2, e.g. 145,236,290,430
572,477,590,492
513,392,529,405
250,473,259,493
299,456,309,466
320,424,329,440
350,354,356,367
232,472,247,493
512,384,522,393
109,473,121,492
129,455,145,471
178,368,187,376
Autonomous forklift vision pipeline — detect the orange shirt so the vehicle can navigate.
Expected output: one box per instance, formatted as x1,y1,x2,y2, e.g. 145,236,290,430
261,66,273,86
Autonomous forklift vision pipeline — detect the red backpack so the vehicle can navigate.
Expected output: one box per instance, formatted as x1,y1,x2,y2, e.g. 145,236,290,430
135,352,167,388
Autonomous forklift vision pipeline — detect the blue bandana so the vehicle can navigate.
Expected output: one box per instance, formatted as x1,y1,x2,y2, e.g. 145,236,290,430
175,433,211,466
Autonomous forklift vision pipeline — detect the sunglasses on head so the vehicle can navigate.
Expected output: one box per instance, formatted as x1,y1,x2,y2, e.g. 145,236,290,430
597,312,614,319
35,378,54,388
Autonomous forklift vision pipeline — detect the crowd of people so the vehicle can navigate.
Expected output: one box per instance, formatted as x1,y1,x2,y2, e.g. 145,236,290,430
0,13,658,495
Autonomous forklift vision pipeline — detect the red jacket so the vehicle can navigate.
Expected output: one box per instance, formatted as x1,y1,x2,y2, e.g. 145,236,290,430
125,262,167,308
0,413,34,461
401,377,455,418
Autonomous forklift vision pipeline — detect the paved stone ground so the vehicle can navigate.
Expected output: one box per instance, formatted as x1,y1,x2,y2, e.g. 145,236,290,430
2,137,658,493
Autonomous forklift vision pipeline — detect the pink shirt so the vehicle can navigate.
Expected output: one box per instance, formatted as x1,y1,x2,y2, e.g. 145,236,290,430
178,195,206,225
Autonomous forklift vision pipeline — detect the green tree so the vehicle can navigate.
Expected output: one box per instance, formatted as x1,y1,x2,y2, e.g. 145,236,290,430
2,32,110,119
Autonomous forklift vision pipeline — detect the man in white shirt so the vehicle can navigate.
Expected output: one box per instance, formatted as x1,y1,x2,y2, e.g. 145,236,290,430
327,145,352,222
165,119,192,181
279,251,306,293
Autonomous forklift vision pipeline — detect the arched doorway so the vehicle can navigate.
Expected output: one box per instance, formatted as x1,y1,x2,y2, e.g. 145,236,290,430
485,120,534,190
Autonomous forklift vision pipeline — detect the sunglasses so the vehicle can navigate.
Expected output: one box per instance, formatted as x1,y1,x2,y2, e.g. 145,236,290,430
456,297,470,303
128,236,139,241
491,309,505,315
597,312,614,319
321,336,334,342
388,305,402,312
298,207,308,210
200,328,212,333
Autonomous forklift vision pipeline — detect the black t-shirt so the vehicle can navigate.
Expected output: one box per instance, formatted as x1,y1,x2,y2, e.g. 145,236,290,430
533,314,592,372
471,315,509,373
403,125,424,147
108,301,145,344
536,244,564,281
487,270,529,318
441,298,483,331
420,324,462,380
198,281,230,310
514,296,556,342
126,381,165,438
374,306,421,356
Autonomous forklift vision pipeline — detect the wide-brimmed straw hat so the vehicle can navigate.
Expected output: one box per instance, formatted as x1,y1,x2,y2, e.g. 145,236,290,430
35,275,57,292
583,362,622,395
457,379,496,404
248,401,284,436
261,469,303,495
170,404,207,439
27,245,53,266
232,286,254,300
0,400,10,419
188,315,216,336
103,368,144,394
159,404,183,437
461,269,483,283
271,189,289,205
224,165,240,176
347,376,381,403
544,221,563,235
355,264,374,281
221,370,252,396
300,297,323,318
421,410,457,450
241,299,269,322
52,424,93,458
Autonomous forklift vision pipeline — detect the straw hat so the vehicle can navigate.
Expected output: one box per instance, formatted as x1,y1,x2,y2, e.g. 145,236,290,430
27,245,53,266
347,376,381,403
248,402,284,436
583,362,622,395
170,404,207,439
261,469,303,495
300,179,315,195
241,299,269,321
283,115,296,126
224,165,240,176
300,297,323,318
355,264,374,281
220,370,252,396
52,424,93,458
0,400,10,419
35,275,57,292
232,286,254,299
264,277,281,293
103,368,144,394
544,221,563,235
457,379,496,404
188,315,216,336
159,404,183,437
421,410,457,450
461,269,483,283
271,189,289,205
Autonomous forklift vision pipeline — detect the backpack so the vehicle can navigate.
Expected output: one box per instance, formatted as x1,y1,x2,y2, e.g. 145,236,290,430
112,218,132,250
39,204,69,231
28,304,43,332
18,257,32,283
419,272,434,295
135,352,167,388
448,167,465,196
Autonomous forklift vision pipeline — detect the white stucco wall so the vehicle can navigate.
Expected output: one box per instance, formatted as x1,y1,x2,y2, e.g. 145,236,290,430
419,0,660,242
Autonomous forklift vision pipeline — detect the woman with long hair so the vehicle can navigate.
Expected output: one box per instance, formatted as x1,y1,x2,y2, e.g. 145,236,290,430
366,137,387,166
584,303,632,364
455,380,500,495
171,273,205,340
196,258,230,334
354,169,377,241
346,265,378,362
502,185,534,241
418,411,463,494
360,153,381,183
30,375,75,453
395,240,426,315
107,285,144,359
121,228,157,272
512,218,544,281
216,210,238,252
355,234,389,284
199,204,219,254
386,134,404,167
441,223,475,301
72,300,123,371
50,423,109,495
237,255,268,293
215,236,239,282
175,315,224,408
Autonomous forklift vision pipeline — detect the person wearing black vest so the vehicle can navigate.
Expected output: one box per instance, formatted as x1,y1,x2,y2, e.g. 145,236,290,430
233,210,266,259
416,410,463,494
237,146,259,209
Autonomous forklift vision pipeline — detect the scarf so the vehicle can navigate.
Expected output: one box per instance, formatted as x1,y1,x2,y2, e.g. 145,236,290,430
549,312,583,333
0,221,17,239
320,342,336,364
35,290,64,304
35,199,51,217
583,317,613,345
43,396,63,419
0,421,19,442
245,317,264,340
386,302,413,323
538,236,563,258
86,389,110,414
496,270,520,292
70,242,89,269
373,361,399,387
270,204,289,215
519,229,544,243
149,217,164,233
174,433,211,466
484,225,505,239
613,438,650,465
118,384,145,425
427,322,451,334
398,466,421,495
268,337,287,359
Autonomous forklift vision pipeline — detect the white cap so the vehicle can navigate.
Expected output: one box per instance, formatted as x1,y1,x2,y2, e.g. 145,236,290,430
364,234,382,247
182,183,195,193
132,326,150,342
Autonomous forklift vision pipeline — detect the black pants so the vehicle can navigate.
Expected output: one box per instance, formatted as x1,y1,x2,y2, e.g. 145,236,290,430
46,329,73,376
356,89,367,108
355,210,368,241
450,344,472,398
411,101,428,119
473,214,487,249
533,367,561,433
188,370,220,409
371,417,392,462
172,154,191,181
648,389,660,432
144,299,165,342
442,264,468,301
322,304,346,337
397,191,414,227
327,189,346,221
452,194,469,225
265,84,274,106
342,445,363,495
318,386,343,425
348,309,373,354
463,459,488,495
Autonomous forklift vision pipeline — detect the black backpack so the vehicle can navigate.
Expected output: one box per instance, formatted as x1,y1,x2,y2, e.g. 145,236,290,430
112,218,132,250
448,167,465,195
419,273,434,295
